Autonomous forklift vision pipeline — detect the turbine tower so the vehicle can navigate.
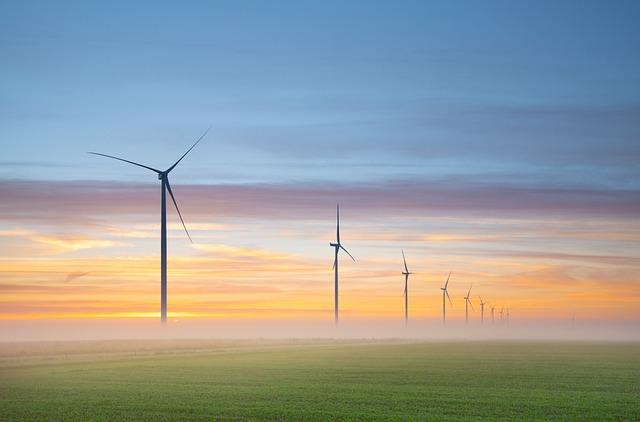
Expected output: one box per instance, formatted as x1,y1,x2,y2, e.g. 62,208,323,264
479,297,486,324
401,250,412,325
329,204,355,325
463,284,474,325
440,272,452,324
89,128,209,325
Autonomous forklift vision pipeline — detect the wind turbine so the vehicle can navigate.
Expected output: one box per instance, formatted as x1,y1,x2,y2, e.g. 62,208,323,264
490,305,495,324
463,284,474,325
89,128,209,325
506,307,510,325
440,272,452,324
499,306,505,323
401,250,412,325
479,297,486,324
329,204,355,325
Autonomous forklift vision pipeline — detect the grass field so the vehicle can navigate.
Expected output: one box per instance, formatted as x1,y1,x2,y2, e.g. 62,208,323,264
1,339,639,421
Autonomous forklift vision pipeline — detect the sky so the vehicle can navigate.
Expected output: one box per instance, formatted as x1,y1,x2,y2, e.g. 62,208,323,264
0,1,639,337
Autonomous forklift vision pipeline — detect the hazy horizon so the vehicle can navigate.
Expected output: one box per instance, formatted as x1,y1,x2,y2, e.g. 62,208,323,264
2,317,638,343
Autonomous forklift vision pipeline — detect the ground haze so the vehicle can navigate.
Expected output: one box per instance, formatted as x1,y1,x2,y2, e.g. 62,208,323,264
1,340,638,420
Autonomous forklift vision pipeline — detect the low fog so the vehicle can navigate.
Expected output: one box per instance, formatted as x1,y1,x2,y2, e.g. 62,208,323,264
1,318,638,343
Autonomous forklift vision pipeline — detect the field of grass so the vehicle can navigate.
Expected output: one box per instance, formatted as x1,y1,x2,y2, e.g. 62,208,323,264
1,339,639,420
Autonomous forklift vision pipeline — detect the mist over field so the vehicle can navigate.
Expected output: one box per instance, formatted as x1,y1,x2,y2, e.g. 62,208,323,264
2,318,638,343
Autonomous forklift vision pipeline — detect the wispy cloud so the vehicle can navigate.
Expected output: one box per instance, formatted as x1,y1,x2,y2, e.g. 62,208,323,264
65,271,90,283
1,179,638,224
31,235,131,254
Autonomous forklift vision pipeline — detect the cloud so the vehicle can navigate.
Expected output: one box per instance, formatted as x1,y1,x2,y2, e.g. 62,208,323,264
31,235,131,254
0,228,33,237
1,178,638,227
0,228,133,255
192,243,289,260
65,272,90,283
231,102,640,167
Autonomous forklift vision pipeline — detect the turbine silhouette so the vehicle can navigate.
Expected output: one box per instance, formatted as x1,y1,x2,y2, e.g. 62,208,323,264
401,250,412,325
440,272,452,324
329,204,355,325
479,297,486,324
463,285,474,325
89,127,209,325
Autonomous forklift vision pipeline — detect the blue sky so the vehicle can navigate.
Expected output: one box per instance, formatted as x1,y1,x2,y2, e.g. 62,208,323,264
1,0,639,187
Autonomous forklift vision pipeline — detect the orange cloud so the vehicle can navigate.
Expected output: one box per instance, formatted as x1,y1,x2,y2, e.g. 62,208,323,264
31,235,131,253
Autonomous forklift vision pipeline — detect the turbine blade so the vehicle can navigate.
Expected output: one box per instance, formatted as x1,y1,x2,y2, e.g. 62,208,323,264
444,272,451,289
446,289,452,306
469,299,475,312
340,245,356,262
467,285,472,297
336,204,340,243
165,178,192,243
88,152,161,173
166,126,210,173
402,249,409,273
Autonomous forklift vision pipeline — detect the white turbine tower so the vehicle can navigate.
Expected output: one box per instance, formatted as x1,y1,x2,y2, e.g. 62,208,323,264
329,204,355,325
89,128,209,325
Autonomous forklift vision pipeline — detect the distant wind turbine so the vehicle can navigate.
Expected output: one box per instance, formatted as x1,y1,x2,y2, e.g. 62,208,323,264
89,127,209,325
499,306,505,323
506,307,510,325
463,284,474,325
490,305,495,324
479,297,486,324
440,272,452,324
329,204,355,325
401,250,412,325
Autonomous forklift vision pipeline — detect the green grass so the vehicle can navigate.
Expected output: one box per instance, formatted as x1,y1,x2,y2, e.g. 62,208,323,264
1,340,639,421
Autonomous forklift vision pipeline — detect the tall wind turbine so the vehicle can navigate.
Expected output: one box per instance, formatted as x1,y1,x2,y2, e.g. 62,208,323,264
463,284,474,325
329,204,355,325
401,250,412,325
479,297,486,324
440,272,452,324
89,128,209,325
